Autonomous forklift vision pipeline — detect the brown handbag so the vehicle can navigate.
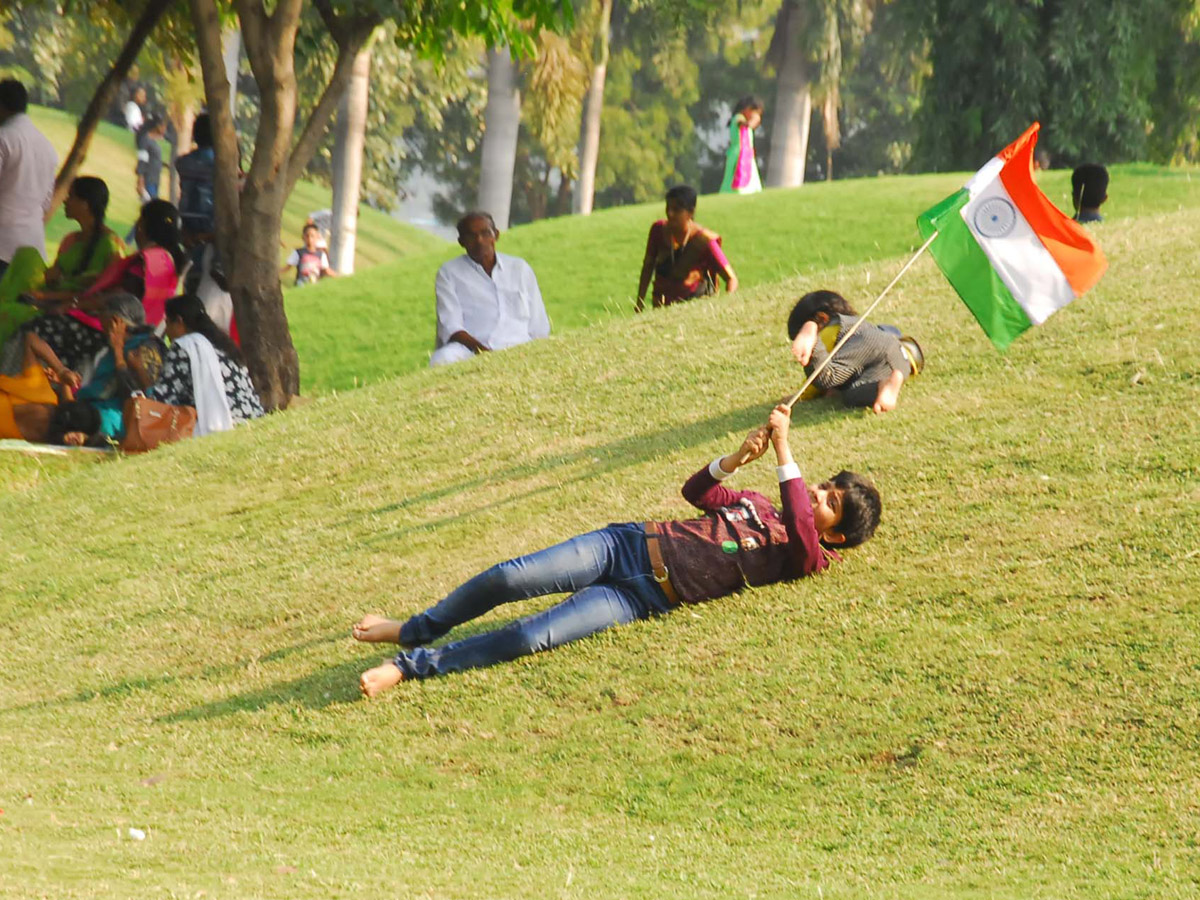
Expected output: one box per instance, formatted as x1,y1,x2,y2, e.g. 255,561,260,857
120,392,197,453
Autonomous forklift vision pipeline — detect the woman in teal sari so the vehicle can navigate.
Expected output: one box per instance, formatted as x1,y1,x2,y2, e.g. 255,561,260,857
74,292,165,440
0,177,123,345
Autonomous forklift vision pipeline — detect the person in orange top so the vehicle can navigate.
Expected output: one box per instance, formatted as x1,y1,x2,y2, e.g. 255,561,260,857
0,330,98,444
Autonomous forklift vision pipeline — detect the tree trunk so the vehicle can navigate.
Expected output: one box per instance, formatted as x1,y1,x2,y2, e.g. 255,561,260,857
554,171,573,217
478,47,522,230
329,45,371,275
765,0,812,189
47,0,173,220
190,0,376,410
168,106,193,205
572,0,611,216
230,191,300,409
221,26,241,117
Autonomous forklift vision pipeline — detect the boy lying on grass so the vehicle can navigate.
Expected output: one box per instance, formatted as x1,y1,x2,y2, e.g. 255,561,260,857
788,289,924,414
354,404,881,697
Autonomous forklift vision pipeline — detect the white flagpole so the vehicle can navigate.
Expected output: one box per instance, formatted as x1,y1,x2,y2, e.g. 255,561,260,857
783,230,940,411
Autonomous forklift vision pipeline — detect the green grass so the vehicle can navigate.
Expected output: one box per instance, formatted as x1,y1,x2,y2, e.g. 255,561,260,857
1,175,1198,897
27,105,446,264
286,163,1200,394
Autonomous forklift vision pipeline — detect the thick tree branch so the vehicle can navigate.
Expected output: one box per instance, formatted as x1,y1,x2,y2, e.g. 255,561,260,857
47,0,172,220
285,18,379,197
233,0,272,79
188,0,243,267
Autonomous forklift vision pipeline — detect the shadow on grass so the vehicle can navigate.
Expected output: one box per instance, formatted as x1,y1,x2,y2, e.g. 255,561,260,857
159,656,368,721
0,633,345,718
359,399,847,546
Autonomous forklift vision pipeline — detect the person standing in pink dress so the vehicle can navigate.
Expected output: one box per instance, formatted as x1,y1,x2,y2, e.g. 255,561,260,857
720,96,764,195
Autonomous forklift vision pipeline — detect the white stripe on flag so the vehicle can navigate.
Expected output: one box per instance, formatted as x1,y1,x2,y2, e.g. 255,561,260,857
960,173,1075,325
964,156,1005,197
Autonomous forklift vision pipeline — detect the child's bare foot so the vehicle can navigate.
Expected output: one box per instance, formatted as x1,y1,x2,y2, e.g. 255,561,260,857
360,661,404,698
352,614,404,644
873,371,904,414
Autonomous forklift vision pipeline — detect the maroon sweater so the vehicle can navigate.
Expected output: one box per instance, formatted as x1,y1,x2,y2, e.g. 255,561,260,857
652,463,837,603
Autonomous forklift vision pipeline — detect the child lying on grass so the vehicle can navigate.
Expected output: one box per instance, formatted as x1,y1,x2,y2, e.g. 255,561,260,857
788,289,924,414
354,403,881,697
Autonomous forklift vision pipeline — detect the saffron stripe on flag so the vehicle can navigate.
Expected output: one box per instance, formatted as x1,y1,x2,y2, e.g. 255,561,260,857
997,151,1108,297
962,171,1077,325
918,189,1032,351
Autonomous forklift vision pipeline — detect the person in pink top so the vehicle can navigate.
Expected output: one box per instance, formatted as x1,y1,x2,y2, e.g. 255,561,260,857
353,403,881,697
636,185,739,310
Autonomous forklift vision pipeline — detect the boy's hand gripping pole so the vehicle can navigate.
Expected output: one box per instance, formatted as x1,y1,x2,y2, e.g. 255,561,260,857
783,230,939,411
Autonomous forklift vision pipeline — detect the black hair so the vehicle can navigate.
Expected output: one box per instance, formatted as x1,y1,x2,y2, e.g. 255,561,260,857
456,210,497,237
138,199,186,270
302,222,320,235
165,293,243,364
45,401,102,447
787,290,858,340
828,470,881,548
139,114,164,137
192,113,213,149
729,95,764,124
67,176,110,277
1071,164,1108,210
664,184,698,213
0,79,28,114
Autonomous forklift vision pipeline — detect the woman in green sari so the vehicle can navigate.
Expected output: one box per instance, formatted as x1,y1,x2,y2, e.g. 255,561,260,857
0,176,123,345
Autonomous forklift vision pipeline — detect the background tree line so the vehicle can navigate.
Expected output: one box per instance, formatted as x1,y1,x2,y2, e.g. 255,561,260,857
0,0,1197,408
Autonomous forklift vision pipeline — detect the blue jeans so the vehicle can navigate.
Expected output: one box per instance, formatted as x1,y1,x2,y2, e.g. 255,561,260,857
394,523,674,680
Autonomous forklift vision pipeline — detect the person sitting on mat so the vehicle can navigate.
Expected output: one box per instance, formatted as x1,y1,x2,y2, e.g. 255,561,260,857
0,329,100,445
787,289,924,414
352,402,881,697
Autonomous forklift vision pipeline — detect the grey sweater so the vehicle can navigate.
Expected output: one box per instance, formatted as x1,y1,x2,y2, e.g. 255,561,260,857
806,314,910,406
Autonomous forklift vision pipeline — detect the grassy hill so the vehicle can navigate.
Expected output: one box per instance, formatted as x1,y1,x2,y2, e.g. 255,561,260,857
286,163,1200,394
28,105,446,265
1,168,1197,897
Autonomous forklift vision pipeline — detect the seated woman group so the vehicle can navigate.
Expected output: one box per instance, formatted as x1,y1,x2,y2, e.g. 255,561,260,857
0,177,263,447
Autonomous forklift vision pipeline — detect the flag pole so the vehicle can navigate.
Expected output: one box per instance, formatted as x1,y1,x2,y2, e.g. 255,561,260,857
783,230,940,411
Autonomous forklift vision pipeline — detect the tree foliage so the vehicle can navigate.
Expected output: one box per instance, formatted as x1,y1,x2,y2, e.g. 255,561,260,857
910,0,1200,169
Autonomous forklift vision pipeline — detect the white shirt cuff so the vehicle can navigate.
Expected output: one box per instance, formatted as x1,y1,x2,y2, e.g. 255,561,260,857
709,457,734,481
776,462,802,483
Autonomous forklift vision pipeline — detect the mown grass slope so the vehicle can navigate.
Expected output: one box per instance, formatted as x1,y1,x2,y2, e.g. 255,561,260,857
28,105,446,263
1,184,1197,897
286,163,1200,394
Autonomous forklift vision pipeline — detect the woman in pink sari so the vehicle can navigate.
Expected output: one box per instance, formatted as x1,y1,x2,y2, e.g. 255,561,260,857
28,199,184,373
720,96,763,195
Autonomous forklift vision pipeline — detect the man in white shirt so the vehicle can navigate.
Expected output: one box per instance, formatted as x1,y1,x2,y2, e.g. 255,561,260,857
0,80,58,275
431,211,550,366
124,86,146,134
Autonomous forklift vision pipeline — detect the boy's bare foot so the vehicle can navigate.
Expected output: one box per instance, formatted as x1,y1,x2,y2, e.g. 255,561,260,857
352,614,404,644
873,371,904,414
360,661,404,698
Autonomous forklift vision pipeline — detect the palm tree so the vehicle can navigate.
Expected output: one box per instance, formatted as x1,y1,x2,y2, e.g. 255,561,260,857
329,42,373,274
573,0,613,215
477,46,523,229
766,0,875,188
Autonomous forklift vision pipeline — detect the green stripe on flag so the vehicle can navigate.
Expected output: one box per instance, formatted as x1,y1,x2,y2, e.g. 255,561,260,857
918,189,1032,351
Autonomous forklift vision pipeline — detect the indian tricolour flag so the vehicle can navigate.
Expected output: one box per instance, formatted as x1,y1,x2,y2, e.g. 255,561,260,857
917,123,1107,351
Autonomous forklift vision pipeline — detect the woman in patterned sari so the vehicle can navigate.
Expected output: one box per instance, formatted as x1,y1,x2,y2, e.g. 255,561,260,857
152,294,263,434
636,185,739,311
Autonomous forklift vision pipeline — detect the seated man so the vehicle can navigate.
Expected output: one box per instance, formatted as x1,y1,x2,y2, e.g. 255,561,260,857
1071,164,1108,224
431,211,550,366
788,289,924,414
353,403,881,696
